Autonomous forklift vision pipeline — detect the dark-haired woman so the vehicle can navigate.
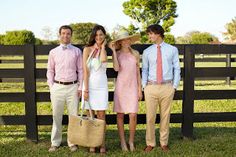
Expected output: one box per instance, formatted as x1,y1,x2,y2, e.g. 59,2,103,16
82,25,108,154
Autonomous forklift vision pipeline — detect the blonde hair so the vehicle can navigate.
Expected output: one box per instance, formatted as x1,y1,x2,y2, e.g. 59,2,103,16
116,40,140,64
128,47,140,65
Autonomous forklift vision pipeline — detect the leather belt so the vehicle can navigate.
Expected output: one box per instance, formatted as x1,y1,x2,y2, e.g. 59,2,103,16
147,80,172,85
54,80,77,85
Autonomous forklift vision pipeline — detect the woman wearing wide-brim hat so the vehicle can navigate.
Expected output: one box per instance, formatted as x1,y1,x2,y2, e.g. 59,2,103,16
109,30,142,152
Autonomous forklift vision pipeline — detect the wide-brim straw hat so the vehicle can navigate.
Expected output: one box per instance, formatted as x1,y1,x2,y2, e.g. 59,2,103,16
112,30,140,44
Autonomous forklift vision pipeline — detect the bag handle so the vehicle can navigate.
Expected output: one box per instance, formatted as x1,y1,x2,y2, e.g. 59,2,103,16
80,101,94,120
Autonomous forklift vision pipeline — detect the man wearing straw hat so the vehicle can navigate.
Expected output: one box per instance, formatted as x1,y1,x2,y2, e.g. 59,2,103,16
142,24,180,152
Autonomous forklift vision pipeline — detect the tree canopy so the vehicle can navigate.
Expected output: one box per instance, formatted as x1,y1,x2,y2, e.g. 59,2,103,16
176,31,219,44
123,0,178,32
3,30,36,45
223,17,236,42
70,22,97,45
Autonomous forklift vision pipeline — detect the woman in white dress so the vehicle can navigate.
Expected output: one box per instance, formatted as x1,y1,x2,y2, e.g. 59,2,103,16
82,25,108,154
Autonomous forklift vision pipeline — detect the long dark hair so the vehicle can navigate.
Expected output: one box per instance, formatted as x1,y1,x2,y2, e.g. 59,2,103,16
87,25,106,47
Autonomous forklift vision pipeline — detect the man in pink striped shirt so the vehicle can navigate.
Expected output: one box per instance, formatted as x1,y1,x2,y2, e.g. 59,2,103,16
47,25,83,152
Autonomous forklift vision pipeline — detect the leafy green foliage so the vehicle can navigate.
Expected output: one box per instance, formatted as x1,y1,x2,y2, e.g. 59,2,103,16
176,31,219,44
70,22,97,45
123,0,178,32
0,34,5,45
41,40,59,45
3,30,36,45
223,17,236,41
35,38,43,45
164,33,176,44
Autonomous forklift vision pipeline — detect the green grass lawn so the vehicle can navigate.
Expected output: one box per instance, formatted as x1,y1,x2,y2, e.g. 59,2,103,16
0,80,236,156
0,123,236,157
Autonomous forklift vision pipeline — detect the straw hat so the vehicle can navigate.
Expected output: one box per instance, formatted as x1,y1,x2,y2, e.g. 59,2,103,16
112,30,140,44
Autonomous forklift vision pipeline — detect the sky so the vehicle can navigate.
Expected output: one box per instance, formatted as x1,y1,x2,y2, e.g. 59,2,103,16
1,0,236,41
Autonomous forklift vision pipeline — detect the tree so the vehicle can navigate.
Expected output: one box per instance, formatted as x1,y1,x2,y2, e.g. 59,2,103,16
176,31,219,44
125,23,140,35
176,36,191,44
0,35,4,45
123,0,178,32
41,39,59,45
4,30,36,45
164,33,175,44
35,38,43,45
191,32,215,44
70,22,112,45
70,22,97,45
223,17,236,41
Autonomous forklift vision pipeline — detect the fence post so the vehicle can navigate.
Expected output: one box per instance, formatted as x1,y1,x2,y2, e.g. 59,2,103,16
226,54,231,85
181,45,195,139
24,44,38,142
0,59,2,82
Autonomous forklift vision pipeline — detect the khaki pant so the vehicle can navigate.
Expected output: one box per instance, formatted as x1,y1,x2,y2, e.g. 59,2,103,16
144,83,175,146
50,83,79,147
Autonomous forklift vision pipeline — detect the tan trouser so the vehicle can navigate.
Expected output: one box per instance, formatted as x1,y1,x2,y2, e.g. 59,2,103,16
50,83,79,147
144,83,175,146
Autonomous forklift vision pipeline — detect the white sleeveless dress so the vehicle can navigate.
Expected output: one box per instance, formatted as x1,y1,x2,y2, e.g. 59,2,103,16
82,57,108,110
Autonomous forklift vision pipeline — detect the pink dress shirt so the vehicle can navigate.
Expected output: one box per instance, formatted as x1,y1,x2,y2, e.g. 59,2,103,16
46,44,83,90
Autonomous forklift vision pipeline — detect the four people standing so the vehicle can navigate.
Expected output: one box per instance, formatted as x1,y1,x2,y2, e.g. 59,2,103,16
47,24,180,153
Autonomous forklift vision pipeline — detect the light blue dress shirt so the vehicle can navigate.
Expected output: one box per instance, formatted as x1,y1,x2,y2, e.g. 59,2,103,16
142,42,181,89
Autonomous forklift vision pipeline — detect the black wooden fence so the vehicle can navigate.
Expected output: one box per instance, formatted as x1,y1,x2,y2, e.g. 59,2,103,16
1,52,235,83
0,44,236,142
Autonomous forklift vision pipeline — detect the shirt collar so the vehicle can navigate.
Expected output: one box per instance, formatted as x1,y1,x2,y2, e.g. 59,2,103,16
60,43,72,50
155,41,165,47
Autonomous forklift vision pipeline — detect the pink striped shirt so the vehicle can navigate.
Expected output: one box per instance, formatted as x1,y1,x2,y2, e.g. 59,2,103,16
46,44,83,90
